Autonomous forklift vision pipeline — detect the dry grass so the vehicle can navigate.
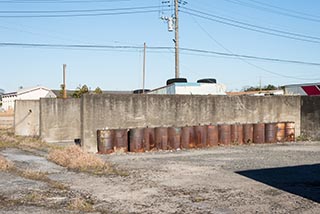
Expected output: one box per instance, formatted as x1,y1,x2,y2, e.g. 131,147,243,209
68,197,94,212
0,129,61,151
20,169,48,181
48,145,112,174
0,155,14,171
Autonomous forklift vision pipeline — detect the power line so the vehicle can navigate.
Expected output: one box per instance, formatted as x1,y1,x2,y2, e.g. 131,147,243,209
180,8,320,44
189,16,318,81
1,42,320,67
0,6,166,18
0,0,127,3
0,9,162,18
245,0,320,19
0,6,160,14
223,0,320,23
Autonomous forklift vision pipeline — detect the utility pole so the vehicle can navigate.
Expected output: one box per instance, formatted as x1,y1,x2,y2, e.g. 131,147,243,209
142,42,146,93
63,64,67,99
174,0,180,78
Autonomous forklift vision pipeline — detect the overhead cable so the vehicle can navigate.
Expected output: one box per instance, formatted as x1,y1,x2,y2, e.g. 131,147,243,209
180,8,320,44
1,42,320,66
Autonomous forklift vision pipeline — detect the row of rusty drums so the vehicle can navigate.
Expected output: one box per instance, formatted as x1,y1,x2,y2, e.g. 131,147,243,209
97,122,295,154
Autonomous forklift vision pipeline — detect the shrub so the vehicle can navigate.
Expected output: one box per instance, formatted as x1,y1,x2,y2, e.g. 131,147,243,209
48,146,111,174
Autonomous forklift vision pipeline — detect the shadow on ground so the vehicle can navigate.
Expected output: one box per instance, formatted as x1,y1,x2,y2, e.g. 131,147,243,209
236,164,320,203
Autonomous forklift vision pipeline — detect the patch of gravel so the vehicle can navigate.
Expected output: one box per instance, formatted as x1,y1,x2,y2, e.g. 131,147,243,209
0,142,320,213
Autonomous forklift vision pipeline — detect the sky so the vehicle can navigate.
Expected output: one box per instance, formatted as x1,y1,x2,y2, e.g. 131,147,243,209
0,0,320,93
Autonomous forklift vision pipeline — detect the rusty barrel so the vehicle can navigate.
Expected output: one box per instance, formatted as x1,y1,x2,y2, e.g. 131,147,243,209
207,125,219,147
114,129,128,152
218,124,231,145
285,122,295,142
231,124,243,145
243,124,253,144
194,125,207,148
276,122,286,142
181,126,193,149
129,128,144,152
143,127,155,151
97,129,114,154
265,123,277,143
168,127,181,150
253,123,265,144
155,127,168,150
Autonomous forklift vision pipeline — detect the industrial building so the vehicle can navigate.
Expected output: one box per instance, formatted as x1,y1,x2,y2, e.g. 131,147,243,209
148,78,226,95
284,83,320,96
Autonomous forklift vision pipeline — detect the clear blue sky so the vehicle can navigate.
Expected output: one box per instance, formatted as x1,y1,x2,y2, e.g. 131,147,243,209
1,0,320,92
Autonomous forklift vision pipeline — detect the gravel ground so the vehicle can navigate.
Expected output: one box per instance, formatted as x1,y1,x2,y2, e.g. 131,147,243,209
0,142,319,213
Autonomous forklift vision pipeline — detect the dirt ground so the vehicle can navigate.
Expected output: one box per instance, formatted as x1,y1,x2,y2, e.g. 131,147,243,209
0,142,320,213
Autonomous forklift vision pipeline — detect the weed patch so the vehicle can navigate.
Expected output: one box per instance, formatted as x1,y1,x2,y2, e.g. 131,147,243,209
48,145,112,175
0,155,14,171
68,197,94,212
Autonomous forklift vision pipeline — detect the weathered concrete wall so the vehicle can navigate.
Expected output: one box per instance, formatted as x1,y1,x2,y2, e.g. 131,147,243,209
15,100,40,136
40,98,81,143
82,94,301,152
301,96,320,140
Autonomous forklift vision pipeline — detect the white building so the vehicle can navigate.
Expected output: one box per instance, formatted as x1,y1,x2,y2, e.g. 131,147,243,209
149,82,227,95
2,86,56,111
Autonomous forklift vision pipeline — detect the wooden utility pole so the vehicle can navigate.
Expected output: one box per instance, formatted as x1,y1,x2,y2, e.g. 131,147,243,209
63,64,67,99
143,42,146,93
174,0,180,78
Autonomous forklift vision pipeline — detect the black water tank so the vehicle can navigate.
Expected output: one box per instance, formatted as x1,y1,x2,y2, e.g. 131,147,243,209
197,78,217,84
133,89,150,94
166,78,188,85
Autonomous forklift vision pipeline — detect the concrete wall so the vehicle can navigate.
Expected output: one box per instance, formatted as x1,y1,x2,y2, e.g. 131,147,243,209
40,98,81,143
82,94,301,152
301,96,320,140
14,100,40,136
0,116,14,129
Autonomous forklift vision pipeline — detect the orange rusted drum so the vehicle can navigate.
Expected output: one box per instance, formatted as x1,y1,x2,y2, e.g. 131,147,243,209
129,128,144,152
285,122,295,142
253,123,265,144
194,125,207,148
231,124,243,145
143,127,155,151
218,124,231,145
155,127,168,150
265,123,277,143
114,129,128,152
276,122,286,142
207,125,219,147
181,126,193,149
243,124,253,144
168,127,181,150
97,129,114,154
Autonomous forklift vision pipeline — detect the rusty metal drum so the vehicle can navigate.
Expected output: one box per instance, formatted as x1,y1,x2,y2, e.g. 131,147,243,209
129,128,144,152
114,129,128,152
194,125,207,148
253,123,265,144
155,127,168,150
276,122,286,142
243,124,253,144
285,122,295,142
168,127,181,150
181,126,193,149
231,124,243,145
143,127,155,151
207,125,219,147
265,123,277,143
218,124,231,145
97,129,114,154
